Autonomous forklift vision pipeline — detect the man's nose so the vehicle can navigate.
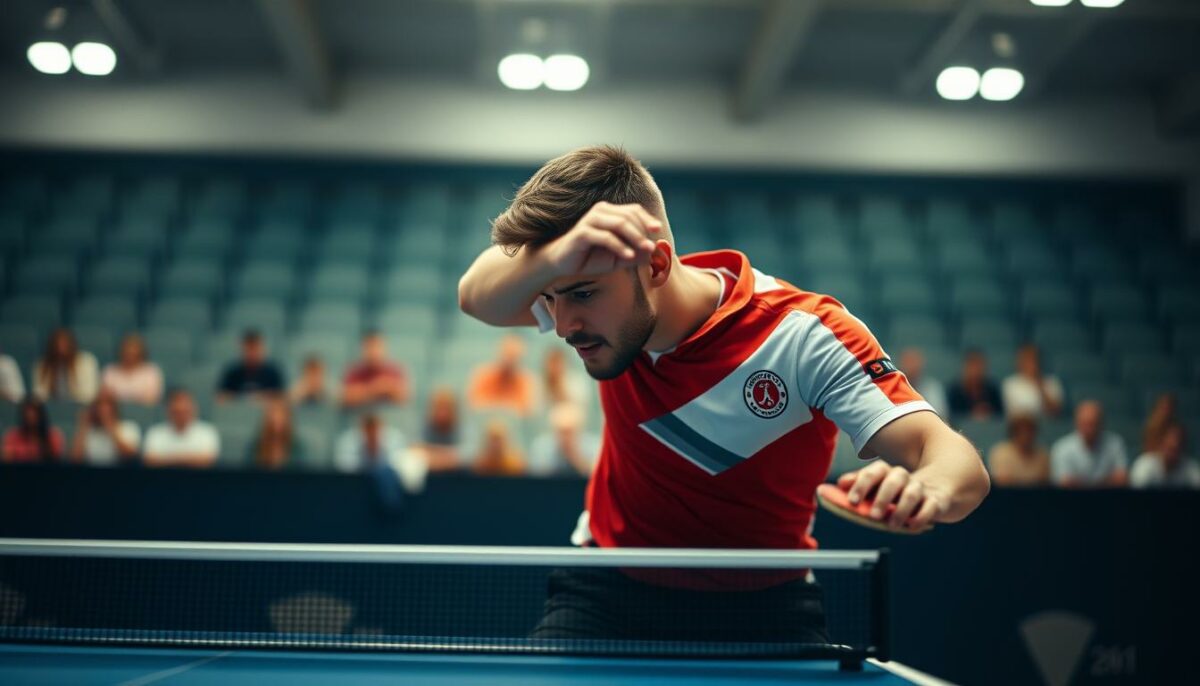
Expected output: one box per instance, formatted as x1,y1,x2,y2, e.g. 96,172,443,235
553,302,582,340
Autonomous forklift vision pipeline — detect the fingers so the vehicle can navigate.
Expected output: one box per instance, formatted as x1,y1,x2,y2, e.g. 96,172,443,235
587,213,655,257
907,496,942,531
889,479,925,528
870,466,910,520
576,227,634,260
845,461,889,505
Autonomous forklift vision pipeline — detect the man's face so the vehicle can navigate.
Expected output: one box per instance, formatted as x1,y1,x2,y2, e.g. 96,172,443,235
242,340,265,366
363,336,386,365
1076,403,1103,446
168,395,195,428
963,354,986,382
541,268,656,381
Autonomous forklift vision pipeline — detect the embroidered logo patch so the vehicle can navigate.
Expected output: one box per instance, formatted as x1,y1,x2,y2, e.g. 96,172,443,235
864,358,899,380
744,370,788,419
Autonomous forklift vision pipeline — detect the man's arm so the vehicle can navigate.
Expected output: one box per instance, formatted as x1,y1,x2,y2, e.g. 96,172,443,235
838,411,991,530
457,202,662,326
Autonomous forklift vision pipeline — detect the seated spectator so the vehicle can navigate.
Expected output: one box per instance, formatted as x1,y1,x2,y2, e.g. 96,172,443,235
334,412,406,472
1,398,65,463
467,335,537,418
1001,344,1063,419
101,333,164,406
1050,400,1128,488
986,414,1050,487
472,419,526,476
143,389,220,469
947,349,1002,420
250,398,305,470
289,356,331,406
898,348,948,418
0,349,24,402
69,389,140,467
529,404,600,477
341,332,409,408
1141,392,1178,454
217,330,286,404
31,327,99,403
414,386,462,471
541,346,591,414
1131,422,1200,488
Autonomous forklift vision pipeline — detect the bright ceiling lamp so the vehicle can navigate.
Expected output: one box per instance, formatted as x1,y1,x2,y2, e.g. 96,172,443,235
27,41,71,74
72,42,117,76
498,53,543,90
1080,0,1124,7
543,54,589,91
980,68,1025,101
1030,0,1071,6
936,66,981,101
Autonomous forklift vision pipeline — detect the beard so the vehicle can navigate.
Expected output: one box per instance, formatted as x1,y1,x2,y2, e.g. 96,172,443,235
571,273,657,381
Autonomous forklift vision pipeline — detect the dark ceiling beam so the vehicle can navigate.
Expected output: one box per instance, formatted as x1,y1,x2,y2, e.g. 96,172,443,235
256,0,336,109
1158,73,1200,138
898,0,989,96
733,0,821,122
1021,10,1103,98
90,0,161,74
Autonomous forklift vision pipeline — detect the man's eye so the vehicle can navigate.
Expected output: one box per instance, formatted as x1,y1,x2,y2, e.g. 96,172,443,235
542,294,554,303
573,290,594,301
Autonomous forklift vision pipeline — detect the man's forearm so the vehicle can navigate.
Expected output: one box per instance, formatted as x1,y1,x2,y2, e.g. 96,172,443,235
458,245,557,324
914,430,991,523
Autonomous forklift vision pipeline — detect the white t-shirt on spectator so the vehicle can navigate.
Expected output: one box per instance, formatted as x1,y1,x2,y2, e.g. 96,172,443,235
1050,431,1128,486
143,421,220,465
1130,453,1200,489
0,355,24,402
102,363,164,405
333,426,406,473
1002,374,1064,418
82,421,141,467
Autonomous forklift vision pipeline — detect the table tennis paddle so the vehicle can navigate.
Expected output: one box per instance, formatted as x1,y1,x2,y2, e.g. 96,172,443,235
816,483,933,535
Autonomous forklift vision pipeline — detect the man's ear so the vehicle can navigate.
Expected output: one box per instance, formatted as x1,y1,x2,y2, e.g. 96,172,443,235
646,240,673,287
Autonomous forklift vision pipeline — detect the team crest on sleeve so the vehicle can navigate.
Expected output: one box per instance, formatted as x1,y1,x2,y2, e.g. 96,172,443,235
743,370,788,419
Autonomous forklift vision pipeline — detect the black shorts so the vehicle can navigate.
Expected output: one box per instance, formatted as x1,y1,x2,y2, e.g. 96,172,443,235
530,567,829,644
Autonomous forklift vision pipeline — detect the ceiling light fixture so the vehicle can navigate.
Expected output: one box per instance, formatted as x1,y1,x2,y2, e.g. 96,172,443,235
979,68,1025,101
543,54,589,91
72,41,117,76
498,53,544,90
936,66,981,101
27,41,71,74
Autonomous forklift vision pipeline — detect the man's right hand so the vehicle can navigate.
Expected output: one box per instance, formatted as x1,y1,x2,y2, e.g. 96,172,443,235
539,202,663,278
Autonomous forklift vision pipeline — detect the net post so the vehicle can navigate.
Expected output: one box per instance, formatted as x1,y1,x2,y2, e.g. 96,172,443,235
870,547,891,663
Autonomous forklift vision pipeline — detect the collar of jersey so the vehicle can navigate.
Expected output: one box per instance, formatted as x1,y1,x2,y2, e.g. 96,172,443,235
654,249,753,358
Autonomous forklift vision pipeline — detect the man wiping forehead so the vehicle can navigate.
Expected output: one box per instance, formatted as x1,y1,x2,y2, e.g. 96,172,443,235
459,145,989,642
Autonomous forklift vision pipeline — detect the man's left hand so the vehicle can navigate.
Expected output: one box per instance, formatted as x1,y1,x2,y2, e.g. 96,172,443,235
835,462,952,531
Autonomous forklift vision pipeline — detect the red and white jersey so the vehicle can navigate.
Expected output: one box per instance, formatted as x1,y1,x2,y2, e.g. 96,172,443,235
535,249,933,553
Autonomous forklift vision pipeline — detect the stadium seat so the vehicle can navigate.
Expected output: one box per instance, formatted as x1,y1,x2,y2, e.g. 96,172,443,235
1067,382,1137,419
397,182,453,228
316,224,377,264
259,182,314,221
142,327,195,376
1172,323,1200,355
60,174,115,214
1020,281,1077,319
1101,323,1162,355
1071,245,1131,280
327,183,386,224
0,294,62,331
0,323,40,368
798,237,855,271
859,195,914,237
380,266,442,307
924,197,978,240
193,178,247,220
959,316,1018,350
14,256,78,297
245,225,305,264
935,239,994,278
1003,239,1059,279
0,211,27,254
309,264,370,301
377,304,439,339
1118,354,1178,390
222,299,288,338
887,315,948,349
1158,286,1200,325
865,236,923,274
107,213,170,261
234,261,297,301
297,301,363,335
148,297,213,332
72,296,139,333
73,325,117,363
87,257,152,300
1050,351,1112,387
1030,320,1092,354
794,195,844,238
948,277,1008,317
176,218,235,259
877,277,939,316
989,201,1042,241
125,176,181,216
957,418,1007,455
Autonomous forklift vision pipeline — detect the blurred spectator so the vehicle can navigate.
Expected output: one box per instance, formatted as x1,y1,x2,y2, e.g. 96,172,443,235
472,418,526,476
467,335,537,418
289,355,331,406
341,332,410,408
334,412,406,472
898,348,948,418
143,389,220,469
986,414,1050,487
69,390,140,466
0,350,24,402
1050,400,1128,488
1130,422,1199,489
414,386,462,471
542,346,591,414
1,398,65,463
101,333,164,406
217,330,286,404
1141,392,1179,454
251,398,305,470
31,327,99,403
1001,344,1063,419
947,349,1002,420
529,404,600,477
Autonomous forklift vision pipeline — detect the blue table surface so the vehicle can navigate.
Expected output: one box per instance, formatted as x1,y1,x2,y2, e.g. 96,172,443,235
0,644,934,685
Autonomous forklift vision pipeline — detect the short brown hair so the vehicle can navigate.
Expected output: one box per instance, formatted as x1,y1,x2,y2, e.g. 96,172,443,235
491,145,663,253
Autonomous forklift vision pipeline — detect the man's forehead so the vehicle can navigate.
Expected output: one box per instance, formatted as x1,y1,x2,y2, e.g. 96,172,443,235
545,274,608,294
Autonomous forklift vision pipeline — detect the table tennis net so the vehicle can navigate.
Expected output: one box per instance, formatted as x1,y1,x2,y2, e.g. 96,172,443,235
0,540,886,661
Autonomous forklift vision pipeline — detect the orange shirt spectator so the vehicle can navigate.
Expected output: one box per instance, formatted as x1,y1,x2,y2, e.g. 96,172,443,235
472,419,526,476
467,335,537,417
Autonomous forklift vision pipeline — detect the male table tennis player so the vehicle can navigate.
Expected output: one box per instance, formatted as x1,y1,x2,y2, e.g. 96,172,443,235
458,146,990,643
